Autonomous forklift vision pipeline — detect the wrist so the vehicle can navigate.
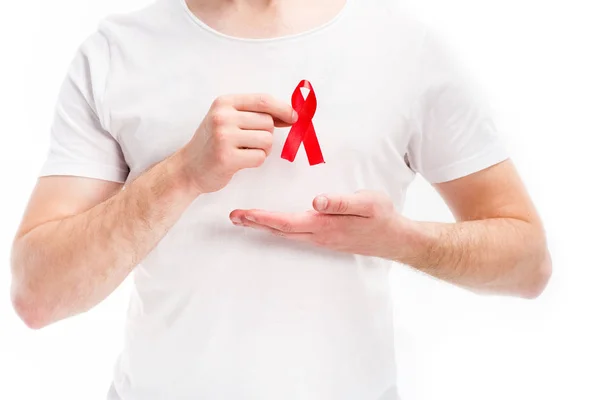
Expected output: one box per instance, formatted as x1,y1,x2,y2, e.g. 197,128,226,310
165,149,204,199
388,215,439,266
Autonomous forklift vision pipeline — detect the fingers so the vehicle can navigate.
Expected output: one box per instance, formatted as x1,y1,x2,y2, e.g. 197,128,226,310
234,148,268,169
233,217,314,241
273,118,295,128
237,112,276,131
232,130,273,153
236,112,296,130
230,94,298,125
313,191,388,217
229,210,319,233
205,94,298,175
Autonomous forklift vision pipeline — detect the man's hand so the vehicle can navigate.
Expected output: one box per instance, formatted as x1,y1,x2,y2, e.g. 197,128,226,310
229,190,412,259
229,160,552,299
180,94,298,194
11,92,297,329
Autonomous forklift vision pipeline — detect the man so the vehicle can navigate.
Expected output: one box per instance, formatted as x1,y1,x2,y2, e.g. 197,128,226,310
10,0,551,398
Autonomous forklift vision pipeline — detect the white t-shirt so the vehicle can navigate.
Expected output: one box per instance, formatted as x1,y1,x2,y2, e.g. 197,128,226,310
41,0,508,399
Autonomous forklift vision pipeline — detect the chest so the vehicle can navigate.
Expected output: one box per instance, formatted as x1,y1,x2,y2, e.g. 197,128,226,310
105,44,416,211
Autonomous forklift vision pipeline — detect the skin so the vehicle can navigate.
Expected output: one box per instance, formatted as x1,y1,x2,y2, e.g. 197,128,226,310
230,161,551,298
11,93,297,329
10,0,551,330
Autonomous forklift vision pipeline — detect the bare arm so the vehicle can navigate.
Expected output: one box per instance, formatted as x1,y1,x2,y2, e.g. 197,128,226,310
11,153,198,329
230,160,551,299
11,94,297,329
395,160,552,298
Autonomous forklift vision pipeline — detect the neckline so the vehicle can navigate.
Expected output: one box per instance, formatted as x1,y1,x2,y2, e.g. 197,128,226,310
179,0,353,44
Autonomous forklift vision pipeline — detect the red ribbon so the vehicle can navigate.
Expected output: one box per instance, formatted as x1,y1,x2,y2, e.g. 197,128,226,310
281,80,325,166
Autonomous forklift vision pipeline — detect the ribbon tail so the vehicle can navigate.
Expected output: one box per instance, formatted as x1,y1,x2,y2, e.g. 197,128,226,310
302,123,325,166
281,124,305,162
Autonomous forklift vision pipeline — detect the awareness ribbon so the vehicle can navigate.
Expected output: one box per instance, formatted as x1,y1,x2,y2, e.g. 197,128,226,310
281,80,325,166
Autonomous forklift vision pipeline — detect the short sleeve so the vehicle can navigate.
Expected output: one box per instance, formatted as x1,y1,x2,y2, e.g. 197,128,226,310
40,30,129,183
407,28,509,184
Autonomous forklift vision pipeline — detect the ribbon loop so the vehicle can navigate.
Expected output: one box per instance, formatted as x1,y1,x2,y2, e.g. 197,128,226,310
281,80,325,166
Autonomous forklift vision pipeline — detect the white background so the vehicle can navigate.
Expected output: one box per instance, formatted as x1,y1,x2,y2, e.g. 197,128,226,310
1,0,598,399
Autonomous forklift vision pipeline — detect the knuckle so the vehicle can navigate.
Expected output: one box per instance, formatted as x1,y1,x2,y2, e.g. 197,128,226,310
257,94,272,111
212,96,229,108
210,109,229,127
260,131,273,147
335,200,349,214
252,151,267,167
264,116,275,131
212,127,228,142
264,142,273,154
364,202,378,216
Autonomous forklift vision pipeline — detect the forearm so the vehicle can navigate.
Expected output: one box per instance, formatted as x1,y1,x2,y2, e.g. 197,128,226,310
393,216,551,298
11,151,199,328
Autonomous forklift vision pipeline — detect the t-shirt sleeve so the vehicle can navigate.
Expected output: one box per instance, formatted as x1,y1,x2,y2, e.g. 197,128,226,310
407,28,509,184
40,30,129,183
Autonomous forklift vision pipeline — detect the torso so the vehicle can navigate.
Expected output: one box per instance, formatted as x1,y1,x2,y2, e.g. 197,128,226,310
102,0,426,398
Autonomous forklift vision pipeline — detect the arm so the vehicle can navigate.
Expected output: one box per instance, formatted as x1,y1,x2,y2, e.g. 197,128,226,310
11,153,198,329
229,161,551,299
11,94,297,329
393,160,551,298
395,27,553,297
229,28,550,298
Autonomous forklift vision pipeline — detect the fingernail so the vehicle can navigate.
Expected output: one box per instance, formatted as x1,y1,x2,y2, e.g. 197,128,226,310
231,216,242,224
292,110,298,123
245,215,256,222
315,196,328,211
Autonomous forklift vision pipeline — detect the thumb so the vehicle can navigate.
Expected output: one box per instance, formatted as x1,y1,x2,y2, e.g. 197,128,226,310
313,191,379,217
